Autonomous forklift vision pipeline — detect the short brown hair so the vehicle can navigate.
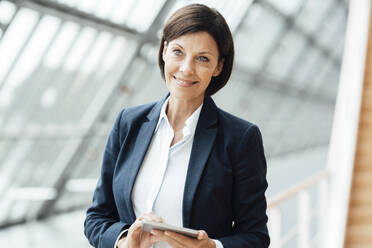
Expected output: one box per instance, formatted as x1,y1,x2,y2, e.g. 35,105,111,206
158,4,234,96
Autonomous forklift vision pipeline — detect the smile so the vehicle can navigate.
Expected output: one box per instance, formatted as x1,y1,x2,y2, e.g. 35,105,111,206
173,76,198,87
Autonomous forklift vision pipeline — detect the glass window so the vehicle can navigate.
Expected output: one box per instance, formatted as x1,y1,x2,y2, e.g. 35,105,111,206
64,26,97,72
97,36,127,78
323,65,341,98
296,0,334,34
213,76,252,113
0,139,34,211
190,0,254,32
94,0,118,19
44,21,80,69
265,30,306,79
333,33,345,59
317,5,345,50
110,0,137,24
75,0,100,13
0,0,16,24
311,60,333,92
125,0,166,32
80,31,113,75
128,62,167,105
218,0,254,32
291,46,322,88
40,88,58,108
0,8,39,86
303,53,329,89
267,0,304,16
5,15,60,93
235,4,285,71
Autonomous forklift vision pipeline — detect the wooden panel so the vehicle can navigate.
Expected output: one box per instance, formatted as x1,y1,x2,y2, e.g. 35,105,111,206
351,172,372,187
345,224,372,244
357,138,372,147
357,128,372,140
349,189,372,205
356,143,372,155
361,104,372,110
364,76,372,84
359,113,372,124
362,96,372,106
363,87,372,97
348,206,372,225
356,137,372,146
345,245,372,248
354,157,372,172
355,146,372,155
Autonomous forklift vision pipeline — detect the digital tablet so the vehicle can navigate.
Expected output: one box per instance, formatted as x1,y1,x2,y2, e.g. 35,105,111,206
141,220,199,238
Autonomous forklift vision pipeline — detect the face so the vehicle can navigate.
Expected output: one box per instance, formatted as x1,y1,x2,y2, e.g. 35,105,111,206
162,31,223,103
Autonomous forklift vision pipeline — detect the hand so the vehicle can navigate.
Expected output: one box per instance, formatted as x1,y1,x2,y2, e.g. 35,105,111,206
151,229,216,248
117,212,164,248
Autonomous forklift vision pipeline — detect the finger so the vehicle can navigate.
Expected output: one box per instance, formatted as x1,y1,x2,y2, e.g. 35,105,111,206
197,230,208,240
137,213,161,223
128,221,143,235
130,221,142,230
149,230,165,244
163,230,198,246
151,230,184,248
144,212,164,223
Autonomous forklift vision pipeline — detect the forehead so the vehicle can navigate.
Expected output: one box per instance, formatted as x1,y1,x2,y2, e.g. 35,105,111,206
168,31,219,54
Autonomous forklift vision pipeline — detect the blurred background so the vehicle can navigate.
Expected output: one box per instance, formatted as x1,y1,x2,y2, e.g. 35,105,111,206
0,0,371,247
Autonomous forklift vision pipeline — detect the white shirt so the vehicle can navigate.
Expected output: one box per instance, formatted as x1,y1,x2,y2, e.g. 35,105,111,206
115,97,223,248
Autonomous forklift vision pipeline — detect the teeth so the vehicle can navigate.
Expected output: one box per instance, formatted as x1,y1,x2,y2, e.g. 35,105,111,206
175,77,194,85
178,79,191,84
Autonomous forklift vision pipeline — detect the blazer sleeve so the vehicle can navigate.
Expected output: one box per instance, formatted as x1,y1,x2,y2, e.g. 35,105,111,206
84,109,130,248
219,125,270,248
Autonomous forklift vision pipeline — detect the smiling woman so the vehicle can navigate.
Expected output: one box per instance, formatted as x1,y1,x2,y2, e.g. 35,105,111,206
84,3,270,248
160,31,225,147
162,32,223,105
158,4,234,97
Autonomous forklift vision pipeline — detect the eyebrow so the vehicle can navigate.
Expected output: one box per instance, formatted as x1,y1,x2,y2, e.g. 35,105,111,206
172,43,216,58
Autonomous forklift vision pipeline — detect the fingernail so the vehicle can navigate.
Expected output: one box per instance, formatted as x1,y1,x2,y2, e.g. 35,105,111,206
164,231,170,236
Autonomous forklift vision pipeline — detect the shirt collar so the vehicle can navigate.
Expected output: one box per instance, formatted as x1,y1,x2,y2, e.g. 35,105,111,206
155,96,203,137
155,97,170,132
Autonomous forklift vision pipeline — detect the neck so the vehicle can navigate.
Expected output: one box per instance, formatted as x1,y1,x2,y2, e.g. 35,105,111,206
166,95,204,131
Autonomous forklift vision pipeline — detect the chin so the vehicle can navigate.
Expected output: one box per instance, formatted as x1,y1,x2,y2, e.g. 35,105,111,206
169,89,205,102
170,90,193,100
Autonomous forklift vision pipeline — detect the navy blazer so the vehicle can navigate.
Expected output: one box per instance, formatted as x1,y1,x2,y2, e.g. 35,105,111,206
84,94,270,248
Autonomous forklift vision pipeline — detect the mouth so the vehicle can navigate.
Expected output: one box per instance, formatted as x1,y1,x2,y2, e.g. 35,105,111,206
173,75,198,87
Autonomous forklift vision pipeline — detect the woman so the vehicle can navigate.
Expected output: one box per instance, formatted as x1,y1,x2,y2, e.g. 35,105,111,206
84,4,270,248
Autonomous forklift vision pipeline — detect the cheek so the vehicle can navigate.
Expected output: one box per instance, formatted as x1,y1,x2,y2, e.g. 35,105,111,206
164,59,179,75
199,68,215,81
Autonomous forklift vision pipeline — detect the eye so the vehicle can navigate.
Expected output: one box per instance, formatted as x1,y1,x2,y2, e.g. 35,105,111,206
198,56,209,62
172,49,182,56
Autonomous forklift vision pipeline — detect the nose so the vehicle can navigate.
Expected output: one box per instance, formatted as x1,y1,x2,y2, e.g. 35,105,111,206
179,57,195,75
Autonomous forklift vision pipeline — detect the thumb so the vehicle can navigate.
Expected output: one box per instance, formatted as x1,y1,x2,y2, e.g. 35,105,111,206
197,230,208,240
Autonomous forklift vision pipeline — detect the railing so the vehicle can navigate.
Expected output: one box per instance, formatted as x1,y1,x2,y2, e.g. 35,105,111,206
267,169,330,248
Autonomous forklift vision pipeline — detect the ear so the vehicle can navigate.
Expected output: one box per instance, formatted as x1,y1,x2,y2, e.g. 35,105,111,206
212,58,224,77
162,41,168,61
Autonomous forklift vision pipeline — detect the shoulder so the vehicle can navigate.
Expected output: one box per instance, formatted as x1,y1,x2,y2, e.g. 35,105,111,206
111,101,159,143
117,101,157,125
214,108,266,169
216,107,261,141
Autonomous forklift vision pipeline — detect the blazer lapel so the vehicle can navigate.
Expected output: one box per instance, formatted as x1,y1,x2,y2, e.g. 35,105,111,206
122,95,168,222
182,96,218,228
